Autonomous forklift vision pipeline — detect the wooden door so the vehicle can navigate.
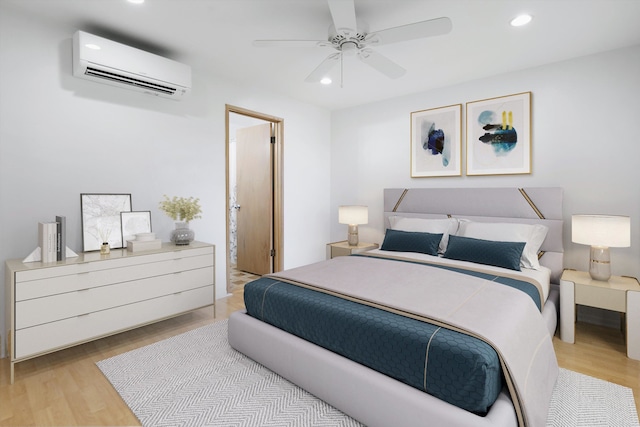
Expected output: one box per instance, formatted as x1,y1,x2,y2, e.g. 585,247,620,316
235,123,273,275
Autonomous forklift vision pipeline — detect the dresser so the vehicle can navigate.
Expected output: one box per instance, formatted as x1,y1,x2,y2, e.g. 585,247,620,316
4,241,215,383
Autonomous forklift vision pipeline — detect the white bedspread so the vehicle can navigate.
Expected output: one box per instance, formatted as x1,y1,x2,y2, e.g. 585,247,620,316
269,255,558,427
367,249,552,303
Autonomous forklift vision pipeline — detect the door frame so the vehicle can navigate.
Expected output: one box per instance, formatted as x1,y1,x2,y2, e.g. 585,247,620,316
225,104,284,293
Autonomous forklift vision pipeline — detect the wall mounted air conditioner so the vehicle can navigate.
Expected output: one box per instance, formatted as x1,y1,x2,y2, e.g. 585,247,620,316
72,31,191,100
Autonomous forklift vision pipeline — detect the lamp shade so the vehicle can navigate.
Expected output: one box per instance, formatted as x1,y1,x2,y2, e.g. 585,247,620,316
338,205,368,225
571,215,630,247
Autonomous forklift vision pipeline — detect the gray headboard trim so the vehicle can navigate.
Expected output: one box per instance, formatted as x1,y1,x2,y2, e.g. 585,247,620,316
384,187,564,284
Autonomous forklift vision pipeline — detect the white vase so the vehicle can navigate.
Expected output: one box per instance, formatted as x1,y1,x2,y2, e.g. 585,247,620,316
170,222,195,245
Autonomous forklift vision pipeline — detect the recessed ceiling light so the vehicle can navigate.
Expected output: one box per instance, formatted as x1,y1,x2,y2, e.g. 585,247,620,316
85,43,101,50
127,0,145,4
320,77,332,85
510,14,532,27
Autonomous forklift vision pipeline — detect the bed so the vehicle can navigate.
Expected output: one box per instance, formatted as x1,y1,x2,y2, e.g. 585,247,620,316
229,187,563,427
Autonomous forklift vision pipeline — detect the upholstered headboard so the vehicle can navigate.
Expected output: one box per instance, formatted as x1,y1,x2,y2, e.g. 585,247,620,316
383,187,564,284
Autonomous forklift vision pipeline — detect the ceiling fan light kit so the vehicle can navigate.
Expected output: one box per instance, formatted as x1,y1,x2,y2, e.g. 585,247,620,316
253,0,452,86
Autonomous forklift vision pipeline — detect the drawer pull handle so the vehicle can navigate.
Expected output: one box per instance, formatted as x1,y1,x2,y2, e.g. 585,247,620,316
77,288,90,292
78,313,90,317
174,291,183,295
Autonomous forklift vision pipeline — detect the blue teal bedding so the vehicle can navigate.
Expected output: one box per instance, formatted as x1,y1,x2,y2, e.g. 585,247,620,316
244,276,503,415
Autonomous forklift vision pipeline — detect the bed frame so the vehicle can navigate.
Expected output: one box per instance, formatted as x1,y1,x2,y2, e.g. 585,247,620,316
229,187,563,427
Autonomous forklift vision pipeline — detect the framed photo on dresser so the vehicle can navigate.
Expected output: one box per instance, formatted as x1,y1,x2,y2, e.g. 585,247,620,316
80,193,132,251
120,211,152,244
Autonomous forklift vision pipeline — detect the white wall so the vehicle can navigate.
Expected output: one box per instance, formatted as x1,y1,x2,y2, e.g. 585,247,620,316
0,6,331,357
330,45,640,281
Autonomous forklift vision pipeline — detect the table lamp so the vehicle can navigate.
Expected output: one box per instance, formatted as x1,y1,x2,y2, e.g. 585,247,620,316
571,214,630,281
339,205,368,246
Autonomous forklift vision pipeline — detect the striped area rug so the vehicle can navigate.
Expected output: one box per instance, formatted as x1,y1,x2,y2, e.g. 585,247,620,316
97,320,639,427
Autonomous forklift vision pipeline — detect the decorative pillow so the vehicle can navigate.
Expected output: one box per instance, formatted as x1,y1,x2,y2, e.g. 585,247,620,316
381,229,443,256
443,235,526,271
388,216,459,253
456,221,548,270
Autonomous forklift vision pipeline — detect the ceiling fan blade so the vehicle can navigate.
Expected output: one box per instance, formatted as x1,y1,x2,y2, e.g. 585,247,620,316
305,52,341,82
328,0,357,35
365,17,452,46
253,40,332,48
358,49,406,79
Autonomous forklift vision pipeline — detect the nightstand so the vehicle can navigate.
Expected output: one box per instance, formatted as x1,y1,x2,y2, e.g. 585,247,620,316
326,241,379,259
560,269,640,360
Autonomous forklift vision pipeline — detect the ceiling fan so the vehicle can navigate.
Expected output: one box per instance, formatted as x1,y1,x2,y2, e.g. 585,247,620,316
253,0,452,85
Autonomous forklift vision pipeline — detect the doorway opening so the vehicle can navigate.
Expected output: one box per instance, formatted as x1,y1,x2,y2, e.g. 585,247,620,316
225,105,283,293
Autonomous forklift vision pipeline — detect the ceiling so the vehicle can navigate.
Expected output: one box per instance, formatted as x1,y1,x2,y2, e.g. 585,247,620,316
4,0,640,110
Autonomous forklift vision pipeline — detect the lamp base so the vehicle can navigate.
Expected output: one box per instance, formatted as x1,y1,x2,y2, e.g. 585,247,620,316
589,246,611,281
347,224,359,246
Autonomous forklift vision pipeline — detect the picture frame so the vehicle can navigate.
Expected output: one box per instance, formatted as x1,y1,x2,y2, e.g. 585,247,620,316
410,104,462,177
121,211,152,243
80,193,132,251
466,92,531,176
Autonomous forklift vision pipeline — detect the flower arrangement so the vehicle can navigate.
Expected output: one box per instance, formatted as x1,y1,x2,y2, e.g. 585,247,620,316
159,195,202,222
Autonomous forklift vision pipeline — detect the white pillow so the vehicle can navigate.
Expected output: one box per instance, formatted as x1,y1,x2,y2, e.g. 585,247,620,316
388,216,460,253
456,221,548,270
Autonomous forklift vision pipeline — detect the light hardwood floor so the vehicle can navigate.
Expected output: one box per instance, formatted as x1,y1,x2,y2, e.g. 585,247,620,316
1,282,638,426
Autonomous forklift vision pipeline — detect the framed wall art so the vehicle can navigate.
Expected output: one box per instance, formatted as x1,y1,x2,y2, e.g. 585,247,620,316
466,91,531,176
410,104,462,177
121,211,152,243
80,193,132,251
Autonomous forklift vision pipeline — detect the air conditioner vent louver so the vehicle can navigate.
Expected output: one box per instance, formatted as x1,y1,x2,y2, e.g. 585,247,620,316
72,31,191,100
85,67,176,95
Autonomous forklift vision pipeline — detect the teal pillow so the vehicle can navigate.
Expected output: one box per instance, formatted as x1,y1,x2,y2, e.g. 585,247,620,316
443,235,525,271
381,229,443,256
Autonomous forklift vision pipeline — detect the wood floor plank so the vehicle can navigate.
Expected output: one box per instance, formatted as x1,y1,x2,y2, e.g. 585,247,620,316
1,281,638,426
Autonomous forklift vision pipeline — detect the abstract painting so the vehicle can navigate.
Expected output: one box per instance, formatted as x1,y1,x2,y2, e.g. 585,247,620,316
466,92,531,175
410,104,462,177
80,193,132,251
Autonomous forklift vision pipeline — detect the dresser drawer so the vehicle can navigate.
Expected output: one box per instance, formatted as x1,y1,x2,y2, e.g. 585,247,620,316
15,254,213,301
14,285,214,359
16,266,213,329
15,245,213,282
575,283,627,312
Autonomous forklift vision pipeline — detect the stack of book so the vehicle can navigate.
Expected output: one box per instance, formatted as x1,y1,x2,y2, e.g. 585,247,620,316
127,239,162,252
38,215,66,262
